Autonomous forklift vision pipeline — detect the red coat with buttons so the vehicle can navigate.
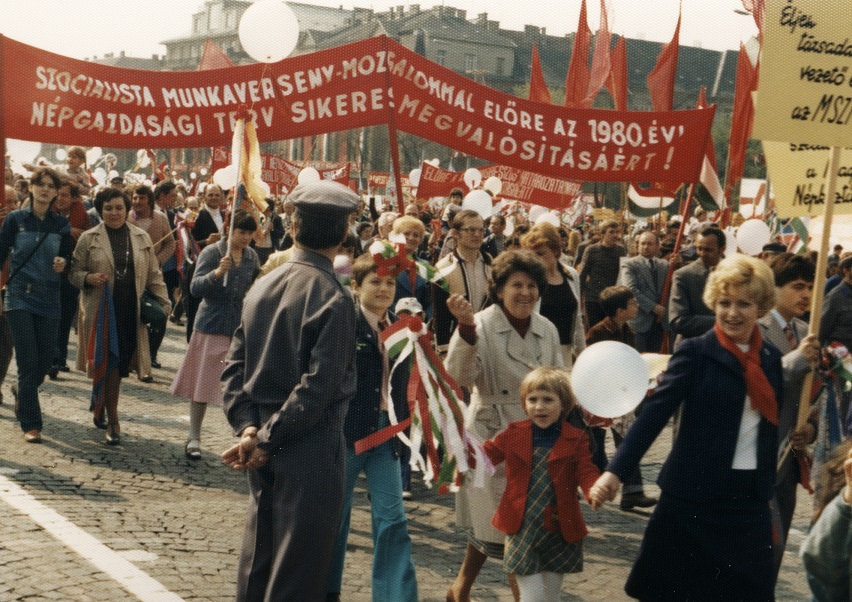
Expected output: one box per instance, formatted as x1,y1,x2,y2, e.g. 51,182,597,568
484,420,600,543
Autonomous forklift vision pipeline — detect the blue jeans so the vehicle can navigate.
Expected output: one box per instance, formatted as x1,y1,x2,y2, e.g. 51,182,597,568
7,310,59,432
327,416,418,601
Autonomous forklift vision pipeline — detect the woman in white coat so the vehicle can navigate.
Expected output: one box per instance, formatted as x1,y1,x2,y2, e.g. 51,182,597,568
445,249,565,602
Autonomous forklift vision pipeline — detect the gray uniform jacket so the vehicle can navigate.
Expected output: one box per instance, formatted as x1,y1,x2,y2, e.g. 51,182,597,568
668,259,715,349
221,247,356,602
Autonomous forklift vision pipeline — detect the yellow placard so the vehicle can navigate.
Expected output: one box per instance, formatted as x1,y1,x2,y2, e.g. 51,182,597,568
753,0,852,147
763,141,852,217
593,208,616,222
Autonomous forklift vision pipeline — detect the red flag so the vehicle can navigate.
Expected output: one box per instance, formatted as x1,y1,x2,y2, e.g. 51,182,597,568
606,36,628,111
740,0,765,37
528,44,552,104
695,86,725,211
725,43,758,200
583,0,611,107
198,39,235,71
564,0,592,108
696,86,717,169
646,11,681,111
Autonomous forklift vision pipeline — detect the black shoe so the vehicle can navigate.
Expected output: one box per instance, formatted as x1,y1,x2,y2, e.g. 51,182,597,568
48,367,59,380
619,493,658,510
151,360,162,369
58,364,70,372
140,375,154,383
105,432,121,445
93,413,108,430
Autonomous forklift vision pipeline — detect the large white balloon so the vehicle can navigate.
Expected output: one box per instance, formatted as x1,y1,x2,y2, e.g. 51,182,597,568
736,219,772,256
427,157,441,167
462,189,493,220
483,176,503,196
86,147,103,164
239,0,300,63
5,139,41,164
55,148,68,162
213,165,238,189
463,168,482,190
528,204,547,222
535,211,561,227
92,167,107,186
408,168,422,187
297,167,321,185
571,341,650,418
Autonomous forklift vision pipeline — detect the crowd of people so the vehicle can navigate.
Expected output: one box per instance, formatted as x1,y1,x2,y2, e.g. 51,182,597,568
4,149,852,601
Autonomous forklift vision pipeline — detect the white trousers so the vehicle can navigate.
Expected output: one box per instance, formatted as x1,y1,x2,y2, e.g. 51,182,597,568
515,571,564,602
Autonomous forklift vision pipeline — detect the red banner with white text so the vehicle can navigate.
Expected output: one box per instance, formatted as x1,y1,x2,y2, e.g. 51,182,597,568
1,34,714,183
416,163,583,210
209,147,349,190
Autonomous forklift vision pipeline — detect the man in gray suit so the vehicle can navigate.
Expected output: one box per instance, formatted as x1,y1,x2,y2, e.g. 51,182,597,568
668,224,724,349
620,230,670,353
757,253,819,579
222,181,359,602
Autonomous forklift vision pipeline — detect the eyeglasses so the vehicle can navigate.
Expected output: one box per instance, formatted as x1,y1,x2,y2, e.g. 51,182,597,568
458,227,485,234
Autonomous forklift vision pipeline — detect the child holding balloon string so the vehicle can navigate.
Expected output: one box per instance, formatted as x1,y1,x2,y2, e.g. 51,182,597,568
482,367,599,602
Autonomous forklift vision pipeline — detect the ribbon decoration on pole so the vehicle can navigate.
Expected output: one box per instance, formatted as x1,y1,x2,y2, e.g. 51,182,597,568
368,238,453,295
354,315,493,492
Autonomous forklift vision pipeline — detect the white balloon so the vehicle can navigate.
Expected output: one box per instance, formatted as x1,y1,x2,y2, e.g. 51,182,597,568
259,180,271,196
239,0,300,63
736,219,772,256
571,341,650,418
427,157,441,167
5,139,41,164
461,189,493,220
483,176,503,196
136,148,147,160
86,147,103,164
408,168,422,187
528,205,547,222
297,167,321,184
190,172,198,180
535,212,561,227
55,148,68,161
213,165,238,189
503,219,515,237
463,168,482,190
108,170,119,180
93,167,107,186
200,167,209,176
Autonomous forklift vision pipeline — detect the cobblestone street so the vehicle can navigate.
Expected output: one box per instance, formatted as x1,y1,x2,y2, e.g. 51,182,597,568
0,323,814,601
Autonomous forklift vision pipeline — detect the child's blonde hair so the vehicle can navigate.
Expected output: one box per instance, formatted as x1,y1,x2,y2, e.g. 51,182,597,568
519,367,575,418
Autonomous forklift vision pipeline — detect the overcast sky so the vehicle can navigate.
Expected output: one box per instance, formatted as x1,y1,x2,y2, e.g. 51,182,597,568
1,0,758,61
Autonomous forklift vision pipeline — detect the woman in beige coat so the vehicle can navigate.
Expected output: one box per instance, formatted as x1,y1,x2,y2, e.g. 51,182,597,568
444,249,564,602
70,188,169,444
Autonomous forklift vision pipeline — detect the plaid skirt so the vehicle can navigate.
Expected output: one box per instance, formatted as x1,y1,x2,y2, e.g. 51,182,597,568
504,448,583,576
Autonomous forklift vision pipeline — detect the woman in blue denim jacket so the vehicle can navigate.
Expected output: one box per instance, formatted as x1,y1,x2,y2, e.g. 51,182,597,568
0,168,72,443
170,211,259,459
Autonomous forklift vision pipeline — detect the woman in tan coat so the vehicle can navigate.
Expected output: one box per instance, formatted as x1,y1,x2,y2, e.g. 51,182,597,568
70,187,169,444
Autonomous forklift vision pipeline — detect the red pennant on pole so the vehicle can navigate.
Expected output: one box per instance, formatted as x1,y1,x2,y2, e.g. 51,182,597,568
198,39,235,71
583,0,611,107
646,10,681,111
725,43,758,200
606,36,628,111
528,44,552,104
564,0,592,108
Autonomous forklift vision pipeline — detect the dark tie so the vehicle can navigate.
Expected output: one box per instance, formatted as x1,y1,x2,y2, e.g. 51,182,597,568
378,319,389,332
783,324,797,350
649,258,658,290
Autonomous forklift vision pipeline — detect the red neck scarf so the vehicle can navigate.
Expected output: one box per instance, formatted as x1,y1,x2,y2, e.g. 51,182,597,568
713,323,778,425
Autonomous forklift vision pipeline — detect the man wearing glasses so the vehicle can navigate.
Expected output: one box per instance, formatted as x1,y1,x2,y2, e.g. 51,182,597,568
432,209,492,352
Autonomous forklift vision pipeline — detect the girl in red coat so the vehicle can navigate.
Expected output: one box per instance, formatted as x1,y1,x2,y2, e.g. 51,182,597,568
484,367,600,602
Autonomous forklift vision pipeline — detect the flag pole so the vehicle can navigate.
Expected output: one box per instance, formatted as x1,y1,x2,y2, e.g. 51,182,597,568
0,36,6,175
382,36,405,209
778,146,840,468
223,117,246,287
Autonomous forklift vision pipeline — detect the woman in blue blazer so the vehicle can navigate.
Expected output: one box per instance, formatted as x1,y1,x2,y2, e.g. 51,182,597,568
590,255,785,602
